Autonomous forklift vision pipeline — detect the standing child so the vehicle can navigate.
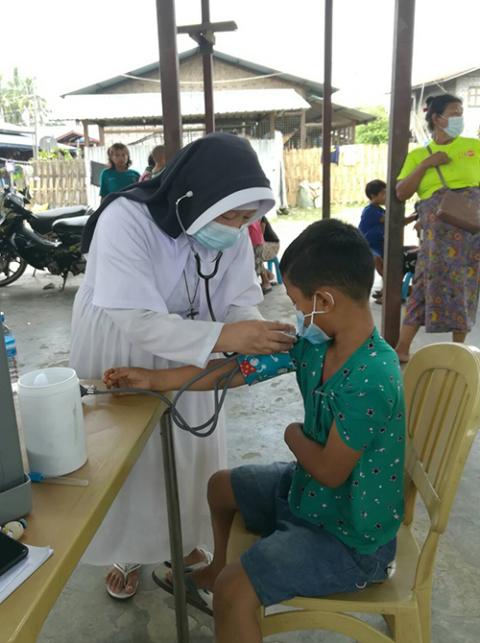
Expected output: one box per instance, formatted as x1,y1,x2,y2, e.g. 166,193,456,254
140,145,166,182
105,219,405,642
99,143,140,199
248,220,271,294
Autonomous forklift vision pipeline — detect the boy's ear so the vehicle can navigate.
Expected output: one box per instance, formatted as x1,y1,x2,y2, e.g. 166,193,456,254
315,289,336,313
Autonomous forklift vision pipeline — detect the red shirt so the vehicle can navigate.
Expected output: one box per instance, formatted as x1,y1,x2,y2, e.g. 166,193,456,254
248,220,264,247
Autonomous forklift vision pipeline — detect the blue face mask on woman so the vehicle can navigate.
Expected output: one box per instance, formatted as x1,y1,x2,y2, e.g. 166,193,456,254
192,220,245,251
295,294,332,345
441,115,464,138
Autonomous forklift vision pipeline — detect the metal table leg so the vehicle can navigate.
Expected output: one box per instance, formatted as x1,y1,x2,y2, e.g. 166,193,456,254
160,410,190,643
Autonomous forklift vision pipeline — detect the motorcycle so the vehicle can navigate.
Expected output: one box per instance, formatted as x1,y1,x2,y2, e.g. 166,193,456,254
0,189,90,288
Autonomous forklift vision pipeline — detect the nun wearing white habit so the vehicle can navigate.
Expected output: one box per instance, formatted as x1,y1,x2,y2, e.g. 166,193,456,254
70,133,295,599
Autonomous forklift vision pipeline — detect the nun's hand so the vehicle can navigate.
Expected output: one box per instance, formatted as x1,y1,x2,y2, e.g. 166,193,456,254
103,367,153,390
216,320,296,354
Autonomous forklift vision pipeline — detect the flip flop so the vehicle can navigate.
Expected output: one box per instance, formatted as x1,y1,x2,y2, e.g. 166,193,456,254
163,547,212,572
152,569,213,616
106,563,141,600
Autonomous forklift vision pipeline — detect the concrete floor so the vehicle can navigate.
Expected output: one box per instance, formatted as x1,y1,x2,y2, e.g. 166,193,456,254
1,260,480,643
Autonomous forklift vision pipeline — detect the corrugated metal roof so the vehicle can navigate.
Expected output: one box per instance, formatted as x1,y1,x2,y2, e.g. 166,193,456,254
52,89,310,122
0,133,33,149
412,67,480,89
0,122,34,135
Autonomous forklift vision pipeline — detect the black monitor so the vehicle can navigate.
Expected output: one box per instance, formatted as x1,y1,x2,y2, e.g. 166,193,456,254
0,338,25,492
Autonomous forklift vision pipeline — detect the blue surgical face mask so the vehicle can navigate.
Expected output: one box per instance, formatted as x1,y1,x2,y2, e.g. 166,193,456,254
441,115,464,138
295,294,332,345
192,220,245,251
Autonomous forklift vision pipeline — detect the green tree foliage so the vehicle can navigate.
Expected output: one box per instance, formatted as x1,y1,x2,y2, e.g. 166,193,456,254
0,68,48,126
355,106,389,144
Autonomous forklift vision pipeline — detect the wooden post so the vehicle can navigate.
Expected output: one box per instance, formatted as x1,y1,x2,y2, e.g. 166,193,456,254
382,0,416,346
98,125,105,146
155,0,182,160
177,9,236,137
269,112,276,138
201,0,215,133
300,110,307,148
322,0,333,219
82,121,90,148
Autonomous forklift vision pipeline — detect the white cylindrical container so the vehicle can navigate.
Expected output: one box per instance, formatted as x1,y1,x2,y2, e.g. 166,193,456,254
18,367,87,477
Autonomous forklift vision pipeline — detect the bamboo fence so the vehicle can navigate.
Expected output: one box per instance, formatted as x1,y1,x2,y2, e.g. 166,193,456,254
30,159,88,207
284,144,389,207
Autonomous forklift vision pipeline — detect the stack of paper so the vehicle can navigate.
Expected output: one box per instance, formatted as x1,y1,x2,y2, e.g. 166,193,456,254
0,544,53,604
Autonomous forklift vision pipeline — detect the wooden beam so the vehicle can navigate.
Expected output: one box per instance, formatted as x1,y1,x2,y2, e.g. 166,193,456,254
177,20,237,34
155,0,182,160
382,0,416,346
322,0,333,219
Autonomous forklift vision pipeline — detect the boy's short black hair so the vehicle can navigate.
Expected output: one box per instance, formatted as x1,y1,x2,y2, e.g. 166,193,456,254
280,219,374,301
365,179,386,199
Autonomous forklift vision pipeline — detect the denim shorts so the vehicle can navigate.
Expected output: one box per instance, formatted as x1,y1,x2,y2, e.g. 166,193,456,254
230,462,396,607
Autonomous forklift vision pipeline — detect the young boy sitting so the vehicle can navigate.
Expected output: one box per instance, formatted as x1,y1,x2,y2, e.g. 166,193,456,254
104,219,405,643
359,179,418,303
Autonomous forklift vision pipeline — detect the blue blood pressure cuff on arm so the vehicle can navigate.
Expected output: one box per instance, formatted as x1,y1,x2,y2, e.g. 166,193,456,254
236,352,297,385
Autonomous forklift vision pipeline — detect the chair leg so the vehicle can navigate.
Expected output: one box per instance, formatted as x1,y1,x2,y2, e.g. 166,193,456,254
273,256,283,284
417,588,432,643
392,610,423,643
401,272,413,300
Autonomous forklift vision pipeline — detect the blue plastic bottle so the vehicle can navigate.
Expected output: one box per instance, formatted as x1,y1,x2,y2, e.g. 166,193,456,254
1,312,19,384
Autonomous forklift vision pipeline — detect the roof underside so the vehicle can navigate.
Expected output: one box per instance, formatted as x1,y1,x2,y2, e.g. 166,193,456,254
53,89,311,124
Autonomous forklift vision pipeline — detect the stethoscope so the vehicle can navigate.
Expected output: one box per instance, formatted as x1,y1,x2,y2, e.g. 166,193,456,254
175,190,223,323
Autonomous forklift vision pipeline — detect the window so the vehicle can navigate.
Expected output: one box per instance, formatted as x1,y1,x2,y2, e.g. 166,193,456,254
467,86,480,107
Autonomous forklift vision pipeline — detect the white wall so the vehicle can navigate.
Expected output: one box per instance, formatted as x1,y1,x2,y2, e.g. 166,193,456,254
83,133,287,211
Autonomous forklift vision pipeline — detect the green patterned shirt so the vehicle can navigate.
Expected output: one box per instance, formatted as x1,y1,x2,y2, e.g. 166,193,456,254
288,328,405,553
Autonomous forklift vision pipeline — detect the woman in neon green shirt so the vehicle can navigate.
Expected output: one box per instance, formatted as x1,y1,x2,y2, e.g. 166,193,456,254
395,94,480,363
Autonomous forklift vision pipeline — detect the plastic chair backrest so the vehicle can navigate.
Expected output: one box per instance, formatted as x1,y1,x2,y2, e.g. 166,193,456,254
403,343,480,536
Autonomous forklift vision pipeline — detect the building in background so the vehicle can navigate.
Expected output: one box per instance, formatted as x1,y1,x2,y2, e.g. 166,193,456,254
56,47,375,149
411,67,480,141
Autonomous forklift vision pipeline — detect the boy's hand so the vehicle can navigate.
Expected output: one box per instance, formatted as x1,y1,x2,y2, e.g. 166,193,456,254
103,367,153,390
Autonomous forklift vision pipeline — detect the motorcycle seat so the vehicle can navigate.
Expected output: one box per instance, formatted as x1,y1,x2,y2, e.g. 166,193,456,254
30,206,91,234
52,215,90,233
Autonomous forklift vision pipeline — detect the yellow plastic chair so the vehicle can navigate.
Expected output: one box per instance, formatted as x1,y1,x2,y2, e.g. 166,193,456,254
226,342,480,643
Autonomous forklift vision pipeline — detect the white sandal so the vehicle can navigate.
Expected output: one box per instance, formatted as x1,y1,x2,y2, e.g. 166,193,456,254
163,547,213,572
106,563,141,600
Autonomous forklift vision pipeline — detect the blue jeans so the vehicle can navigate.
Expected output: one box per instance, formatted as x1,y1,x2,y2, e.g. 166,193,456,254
230,462,396,606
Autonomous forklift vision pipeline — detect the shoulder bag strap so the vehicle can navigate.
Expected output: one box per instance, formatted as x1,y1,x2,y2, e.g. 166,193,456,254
426,144,448,189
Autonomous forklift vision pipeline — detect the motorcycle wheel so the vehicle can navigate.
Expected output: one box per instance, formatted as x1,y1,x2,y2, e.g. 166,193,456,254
0,250,28,286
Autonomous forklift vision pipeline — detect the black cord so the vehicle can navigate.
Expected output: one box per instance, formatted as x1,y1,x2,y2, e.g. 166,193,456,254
83,355,240,438
204,275,236,359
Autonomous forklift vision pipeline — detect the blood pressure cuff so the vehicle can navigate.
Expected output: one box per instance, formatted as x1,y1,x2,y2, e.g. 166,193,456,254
237,352,296,385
